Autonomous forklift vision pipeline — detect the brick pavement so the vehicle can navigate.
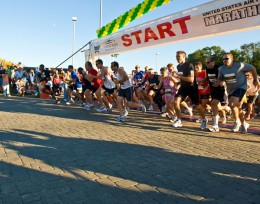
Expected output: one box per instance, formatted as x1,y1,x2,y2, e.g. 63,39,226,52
0,97,260,204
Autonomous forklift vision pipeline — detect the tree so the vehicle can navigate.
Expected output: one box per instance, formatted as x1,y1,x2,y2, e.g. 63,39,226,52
187,43,260,74
187,46,226,67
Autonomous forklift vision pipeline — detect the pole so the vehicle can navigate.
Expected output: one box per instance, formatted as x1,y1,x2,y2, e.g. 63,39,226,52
72,17,77,66
156,53,159,72
100,0,102,28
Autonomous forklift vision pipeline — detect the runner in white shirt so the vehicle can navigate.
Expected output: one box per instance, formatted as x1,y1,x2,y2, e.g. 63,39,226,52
111,61,146,122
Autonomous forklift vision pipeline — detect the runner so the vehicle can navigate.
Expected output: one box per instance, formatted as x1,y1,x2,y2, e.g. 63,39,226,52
215,53,260,133
172,51,207,128
66,65,82,105
206,56,228,132
83,61,102,111
111,61,146,122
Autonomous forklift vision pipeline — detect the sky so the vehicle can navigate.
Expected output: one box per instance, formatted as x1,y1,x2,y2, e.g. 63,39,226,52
0,0,259,74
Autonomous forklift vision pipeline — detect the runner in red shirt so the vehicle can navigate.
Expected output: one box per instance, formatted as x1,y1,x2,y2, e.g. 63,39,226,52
83,61,102,110
195,62,211,124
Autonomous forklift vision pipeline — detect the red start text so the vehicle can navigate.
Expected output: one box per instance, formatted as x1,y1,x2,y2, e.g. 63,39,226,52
121,15,191,47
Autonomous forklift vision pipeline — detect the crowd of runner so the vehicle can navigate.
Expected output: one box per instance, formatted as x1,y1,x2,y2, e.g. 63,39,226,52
1,51,260,133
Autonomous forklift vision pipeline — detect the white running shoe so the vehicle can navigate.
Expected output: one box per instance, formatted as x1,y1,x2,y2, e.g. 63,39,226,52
161,112,167,117
209,126,220,132
141,103,146,113
123,109,129,117
241,122,249,133
172,119,182,128
232,121,241,132
66,99,74,105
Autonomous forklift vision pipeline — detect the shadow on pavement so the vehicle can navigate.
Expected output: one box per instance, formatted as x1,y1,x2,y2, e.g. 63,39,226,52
1,129,259,203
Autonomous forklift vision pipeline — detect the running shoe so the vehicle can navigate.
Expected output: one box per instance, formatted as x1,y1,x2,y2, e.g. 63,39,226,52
115,116,126,122
66,99,74,105
209,125,220,132
232,121,241,132
107,108,113,114
200,118,208,130
80,102,86,107
148,105,153,111
141,103,146,113
241,122,249,133
96,106,107,113
85,103,94,111
123,109,129,117
172,119,182,128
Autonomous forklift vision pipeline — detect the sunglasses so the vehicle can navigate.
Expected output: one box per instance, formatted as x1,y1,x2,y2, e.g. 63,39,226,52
222,58,229,61
206,61,211,64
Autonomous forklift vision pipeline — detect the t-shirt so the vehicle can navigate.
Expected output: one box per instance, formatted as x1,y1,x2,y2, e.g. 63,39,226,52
196,70,210,95
88,68,102,88
177,62,196,87
148,75,160,88
206,65,225,93
218,62,252,94
71,71,80,84
14,70,24,79
133,71,144,85
38,69,50,82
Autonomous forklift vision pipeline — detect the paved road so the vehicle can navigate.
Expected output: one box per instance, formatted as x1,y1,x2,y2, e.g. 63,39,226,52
0,97,260,204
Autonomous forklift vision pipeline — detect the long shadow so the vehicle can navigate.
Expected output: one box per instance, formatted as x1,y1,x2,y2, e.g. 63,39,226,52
1,129,259,203
1,97,260,144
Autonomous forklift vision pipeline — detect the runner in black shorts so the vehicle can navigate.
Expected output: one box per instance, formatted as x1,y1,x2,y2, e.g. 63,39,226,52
172,51,207,129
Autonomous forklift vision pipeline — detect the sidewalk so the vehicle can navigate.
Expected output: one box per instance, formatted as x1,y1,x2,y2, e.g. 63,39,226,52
0,97,259,203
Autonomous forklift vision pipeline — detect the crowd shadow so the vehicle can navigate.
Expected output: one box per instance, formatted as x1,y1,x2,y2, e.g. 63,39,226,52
0,129,259,203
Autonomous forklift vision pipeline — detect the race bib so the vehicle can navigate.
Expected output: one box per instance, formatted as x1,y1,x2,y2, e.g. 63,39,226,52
165,88,172,94
224,73,236,84
208,74,217,82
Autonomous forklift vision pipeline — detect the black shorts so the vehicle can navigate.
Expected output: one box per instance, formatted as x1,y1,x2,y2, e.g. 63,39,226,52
82,85,88,93
229,88,246,102
85,84,99,93
199,94,210,101
118,87,133,101
175,86,199,105
247,95,258,104
102,85,116,95
211,88,225,103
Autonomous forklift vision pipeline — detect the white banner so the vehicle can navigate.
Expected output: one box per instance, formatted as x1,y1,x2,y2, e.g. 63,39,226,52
87,0,260,58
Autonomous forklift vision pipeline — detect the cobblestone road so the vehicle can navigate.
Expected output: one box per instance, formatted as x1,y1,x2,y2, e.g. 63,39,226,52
0,97,260,203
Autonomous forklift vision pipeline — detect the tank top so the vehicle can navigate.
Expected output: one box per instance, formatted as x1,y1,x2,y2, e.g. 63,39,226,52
163,77,176,95
115,71,131,89
103,68,116,89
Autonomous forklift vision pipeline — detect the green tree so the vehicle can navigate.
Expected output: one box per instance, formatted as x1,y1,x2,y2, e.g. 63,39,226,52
187,46,226,67
187,43,260,74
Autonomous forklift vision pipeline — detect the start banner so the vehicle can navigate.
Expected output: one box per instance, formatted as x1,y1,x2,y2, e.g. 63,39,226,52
87,0,260,58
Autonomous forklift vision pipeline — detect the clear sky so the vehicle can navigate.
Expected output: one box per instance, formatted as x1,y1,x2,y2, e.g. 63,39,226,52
1,0,259,73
